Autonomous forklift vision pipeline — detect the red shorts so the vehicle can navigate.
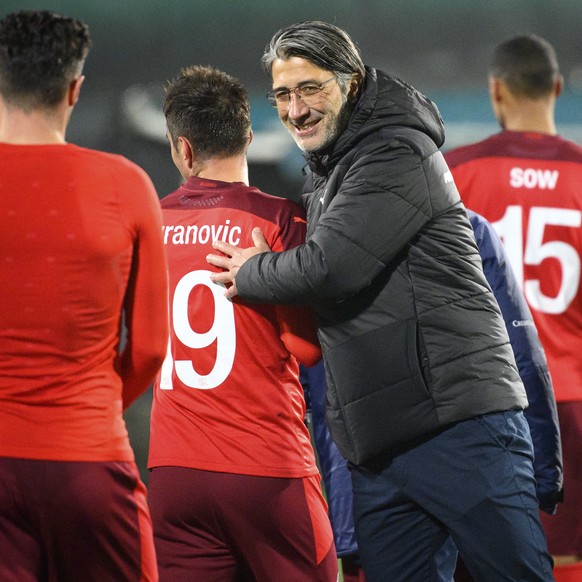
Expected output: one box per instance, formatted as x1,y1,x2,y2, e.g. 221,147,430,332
148,467,337,581
0,457,157,582
541,401,582,555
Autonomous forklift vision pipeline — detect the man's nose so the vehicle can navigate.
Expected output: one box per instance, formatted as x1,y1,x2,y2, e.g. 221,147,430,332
286,92,310,120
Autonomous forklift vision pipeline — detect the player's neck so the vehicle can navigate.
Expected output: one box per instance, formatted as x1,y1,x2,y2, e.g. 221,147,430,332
503,104,557,135
0,103,68,144
196,156,249,186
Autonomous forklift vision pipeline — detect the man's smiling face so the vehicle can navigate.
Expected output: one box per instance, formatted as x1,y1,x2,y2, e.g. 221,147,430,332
271,56,353,155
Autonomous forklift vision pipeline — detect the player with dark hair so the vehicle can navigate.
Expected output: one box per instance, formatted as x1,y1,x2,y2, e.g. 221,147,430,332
147,64,337,582
0,10,168,581
446,33,582,582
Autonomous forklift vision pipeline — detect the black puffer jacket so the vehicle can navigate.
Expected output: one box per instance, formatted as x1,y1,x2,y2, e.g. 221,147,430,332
237,67,527,465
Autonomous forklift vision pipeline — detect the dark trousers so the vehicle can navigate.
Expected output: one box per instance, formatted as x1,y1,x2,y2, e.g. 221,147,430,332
351,411,554,582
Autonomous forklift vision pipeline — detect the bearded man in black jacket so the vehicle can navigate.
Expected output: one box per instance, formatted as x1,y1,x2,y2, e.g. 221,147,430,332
207,20,554,582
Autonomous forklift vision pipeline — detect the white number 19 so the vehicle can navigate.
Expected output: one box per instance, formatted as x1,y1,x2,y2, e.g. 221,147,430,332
159,270,236,390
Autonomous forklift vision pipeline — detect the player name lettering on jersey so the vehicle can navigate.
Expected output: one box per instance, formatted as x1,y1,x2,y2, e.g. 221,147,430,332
509,167,559,190
163,220,242,246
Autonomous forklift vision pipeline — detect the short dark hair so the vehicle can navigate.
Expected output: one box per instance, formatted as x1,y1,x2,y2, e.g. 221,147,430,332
261,20,365,81
490,34,559,99
164,65,251,161
0,10,91,111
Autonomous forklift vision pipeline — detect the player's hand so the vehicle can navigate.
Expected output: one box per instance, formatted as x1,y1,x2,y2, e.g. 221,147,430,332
207,227,270,299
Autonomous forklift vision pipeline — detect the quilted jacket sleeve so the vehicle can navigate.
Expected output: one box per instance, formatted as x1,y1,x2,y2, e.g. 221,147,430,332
237,140,432,304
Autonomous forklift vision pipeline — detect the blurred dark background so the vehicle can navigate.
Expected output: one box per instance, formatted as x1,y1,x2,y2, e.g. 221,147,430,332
3,0,581,482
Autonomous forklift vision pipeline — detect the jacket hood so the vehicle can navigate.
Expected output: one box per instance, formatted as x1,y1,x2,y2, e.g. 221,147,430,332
306,66,445,173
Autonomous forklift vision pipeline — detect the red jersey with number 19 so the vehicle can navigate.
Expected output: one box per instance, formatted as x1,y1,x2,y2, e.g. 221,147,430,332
446,130,582,402
148,177,320,478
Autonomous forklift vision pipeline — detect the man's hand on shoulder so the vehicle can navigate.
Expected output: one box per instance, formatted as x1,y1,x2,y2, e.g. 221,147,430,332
207,227,270,299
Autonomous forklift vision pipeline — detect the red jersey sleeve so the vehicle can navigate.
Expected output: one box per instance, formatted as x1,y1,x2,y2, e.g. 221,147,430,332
117,165,169,409
268,203,321,366
276,305,321,366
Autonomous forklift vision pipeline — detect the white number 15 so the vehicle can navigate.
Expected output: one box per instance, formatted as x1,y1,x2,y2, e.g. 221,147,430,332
493,205,581,314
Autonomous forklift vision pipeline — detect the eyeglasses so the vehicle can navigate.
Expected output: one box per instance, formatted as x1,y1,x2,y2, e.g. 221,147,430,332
266,76,337,107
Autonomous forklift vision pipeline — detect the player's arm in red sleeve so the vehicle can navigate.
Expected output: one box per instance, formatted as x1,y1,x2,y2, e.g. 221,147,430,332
276,304,322,366
271,203,321,366
119,171,169,410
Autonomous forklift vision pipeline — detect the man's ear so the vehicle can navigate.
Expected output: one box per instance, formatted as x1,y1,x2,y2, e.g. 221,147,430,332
178,136,194,169
347,73,362,103
68,75,85,107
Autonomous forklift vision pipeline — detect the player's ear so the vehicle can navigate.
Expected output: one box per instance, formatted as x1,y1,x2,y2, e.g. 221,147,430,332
488,76,502,103
68,75,85,107
178,136,194,169
554,74,564,98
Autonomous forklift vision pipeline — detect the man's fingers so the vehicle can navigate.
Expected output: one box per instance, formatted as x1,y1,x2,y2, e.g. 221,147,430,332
251,227,270,251
207,230,266,299
207,253,230,269
224,284,239,300
212,240,236,257
209,270,233,284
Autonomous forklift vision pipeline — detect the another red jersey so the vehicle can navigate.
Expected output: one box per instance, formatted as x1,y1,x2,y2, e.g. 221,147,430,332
0,143,168,461
446,130,582,402
148,177,320,478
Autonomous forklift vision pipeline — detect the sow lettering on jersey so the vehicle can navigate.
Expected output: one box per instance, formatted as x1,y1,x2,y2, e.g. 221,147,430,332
160,270,236,390
509,167,559,190
494,205,581,314
162,219,242,246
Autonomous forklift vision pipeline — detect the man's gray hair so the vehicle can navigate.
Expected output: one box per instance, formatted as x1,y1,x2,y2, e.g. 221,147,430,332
261,21,365,81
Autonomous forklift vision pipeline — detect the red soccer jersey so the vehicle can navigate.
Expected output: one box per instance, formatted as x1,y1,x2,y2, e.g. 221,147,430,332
0,143,168,461
148,177,321,478
446,130,582,402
